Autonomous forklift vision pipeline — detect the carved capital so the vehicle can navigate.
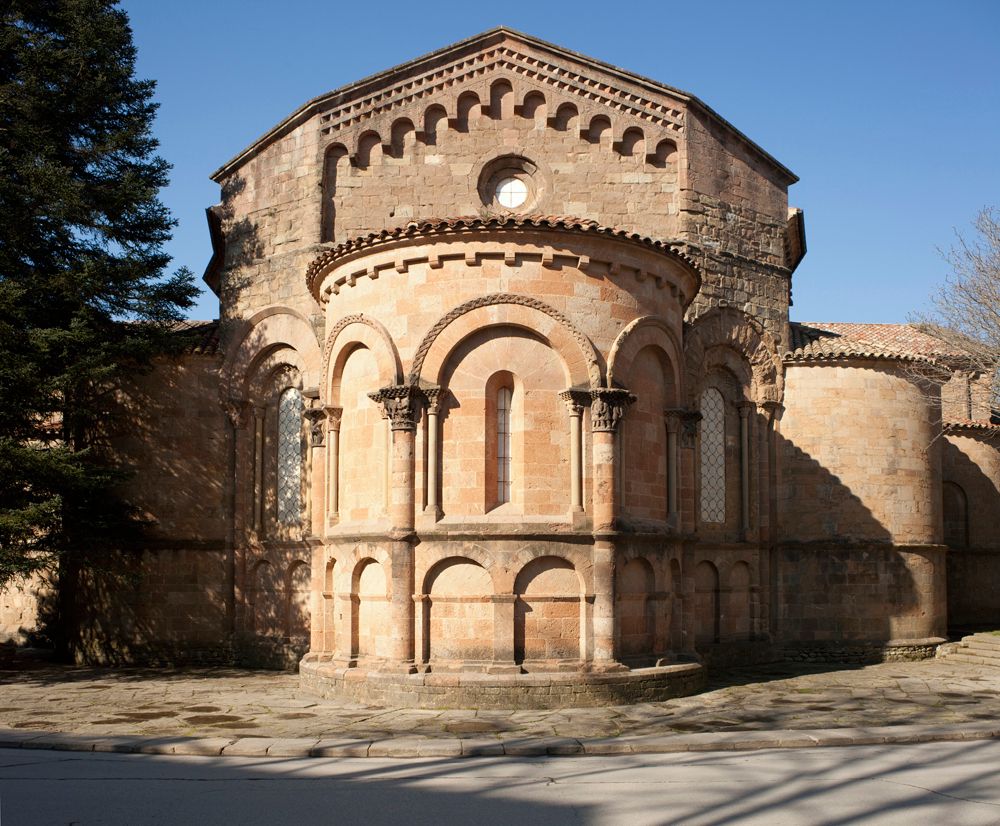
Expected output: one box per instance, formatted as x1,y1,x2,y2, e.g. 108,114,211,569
738,400,755,419
304,408,327,447
682,410,702,448
422,387,444,415
559,389,591,417
368,385,420,431
757,400,784,423
663,407,683,434
590,388,635,433
223,398,253,430
324,405,343,432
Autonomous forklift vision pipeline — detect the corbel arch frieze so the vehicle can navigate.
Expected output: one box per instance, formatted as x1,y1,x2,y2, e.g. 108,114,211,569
684,307,783,405
607,315,684,399
220,307,323,406
409,293,603,390
323,314,403,407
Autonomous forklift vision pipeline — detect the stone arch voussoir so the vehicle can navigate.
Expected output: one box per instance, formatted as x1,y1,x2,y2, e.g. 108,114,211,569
409,294,603,390
323,315,403,406
221,307,323,406
684,307,782,405
607,315,684,400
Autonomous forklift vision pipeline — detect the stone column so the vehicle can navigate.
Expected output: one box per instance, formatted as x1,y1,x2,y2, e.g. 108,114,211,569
423,388,442,518
252,405,266,534
304,407,327,538
490,595,518,673
369,385,419,672
559,390,589,513
739,401,753,537
325,407,342,528
758,400,784,640
223,399,253,636
589,388,634,668
663,409,682,524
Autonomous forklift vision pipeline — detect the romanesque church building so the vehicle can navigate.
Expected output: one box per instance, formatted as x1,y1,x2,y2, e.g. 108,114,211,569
3,29,998,707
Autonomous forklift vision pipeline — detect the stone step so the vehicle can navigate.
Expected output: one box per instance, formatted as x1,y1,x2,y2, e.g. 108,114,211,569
941,653,1000,668
962,634,1000,650
961,643,1000,661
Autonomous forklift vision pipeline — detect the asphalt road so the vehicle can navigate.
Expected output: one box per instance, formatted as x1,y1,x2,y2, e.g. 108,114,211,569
1,740,1000,825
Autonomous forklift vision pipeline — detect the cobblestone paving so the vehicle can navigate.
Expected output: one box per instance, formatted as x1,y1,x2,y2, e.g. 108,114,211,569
1,659,998,743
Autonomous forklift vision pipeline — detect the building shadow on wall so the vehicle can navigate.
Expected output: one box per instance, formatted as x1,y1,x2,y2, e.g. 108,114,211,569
771,430,928,661
941,438,1000,630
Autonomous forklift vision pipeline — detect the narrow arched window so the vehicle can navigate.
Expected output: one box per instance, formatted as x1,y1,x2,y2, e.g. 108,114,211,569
277,387,303,526
700,388,726,523
497,386,512,504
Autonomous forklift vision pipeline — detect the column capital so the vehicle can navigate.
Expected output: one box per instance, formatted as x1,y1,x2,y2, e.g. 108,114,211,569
368,385,420,431
757,400,785,421
223,398,253,430
558,388,591,416
737,400,755,417
304,408,327,447
665,408,701,448
324,405,343,432
421,386,444,415
590,388,635,433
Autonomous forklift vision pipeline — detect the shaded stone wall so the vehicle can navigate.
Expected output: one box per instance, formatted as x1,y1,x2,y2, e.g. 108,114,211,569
943,432,1000,627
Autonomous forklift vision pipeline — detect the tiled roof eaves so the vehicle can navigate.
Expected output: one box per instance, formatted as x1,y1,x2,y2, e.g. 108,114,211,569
943,419,1000,436
783,348,940,366
306,215,699,292
171,320,221,356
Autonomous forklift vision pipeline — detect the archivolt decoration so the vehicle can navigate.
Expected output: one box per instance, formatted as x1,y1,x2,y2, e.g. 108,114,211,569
684,307,783,405
408,292,603,389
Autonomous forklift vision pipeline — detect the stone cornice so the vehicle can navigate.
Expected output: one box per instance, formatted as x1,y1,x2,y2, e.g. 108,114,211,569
210,28,797,185
306,215,701,304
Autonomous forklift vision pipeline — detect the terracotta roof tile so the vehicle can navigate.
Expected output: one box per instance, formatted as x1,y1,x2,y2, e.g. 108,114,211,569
171,319,221,356
786,322,971,363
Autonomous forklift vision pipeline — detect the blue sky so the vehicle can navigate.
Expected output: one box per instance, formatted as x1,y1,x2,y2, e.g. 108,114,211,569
122,0,1000,324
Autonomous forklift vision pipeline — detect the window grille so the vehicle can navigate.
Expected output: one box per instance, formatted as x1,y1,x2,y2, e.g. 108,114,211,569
700,388,726,523
497,386,512,504
277,388,303,525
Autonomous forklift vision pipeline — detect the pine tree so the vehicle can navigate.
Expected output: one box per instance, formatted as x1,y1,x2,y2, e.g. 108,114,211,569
0,1,197,597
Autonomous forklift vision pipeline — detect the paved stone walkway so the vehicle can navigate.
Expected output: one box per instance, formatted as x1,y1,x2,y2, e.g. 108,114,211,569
1,658,998,752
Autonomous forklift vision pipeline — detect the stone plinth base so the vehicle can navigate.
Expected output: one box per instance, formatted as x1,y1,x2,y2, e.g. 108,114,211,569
780,637,946,665
300,660,706,709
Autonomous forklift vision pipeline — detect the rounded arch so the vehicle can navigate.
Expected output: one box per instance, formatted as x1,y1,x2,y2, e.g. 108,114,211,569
389,118,416,158
608,315,684,397
456,90,481,131
649,138,678,168
617,127,645,157
685,307,783,405
321,143,350,242
551,102,578,132
521,90,546,123
221,307,323,405
584,114,612,145
410,294,603,389
943,480,969,548
694,559,721,645
422,104,448,145
489,78,514,119
421,551,498,596
355,131,382,168
323,315,402,405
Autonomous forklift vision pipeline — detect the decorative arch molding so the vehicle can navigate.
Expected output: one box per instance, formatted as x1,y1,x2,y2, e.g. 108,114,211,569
410,293,602,390
220,307,323,404
684,307,783,405
323,314,402,405
607,315,684,396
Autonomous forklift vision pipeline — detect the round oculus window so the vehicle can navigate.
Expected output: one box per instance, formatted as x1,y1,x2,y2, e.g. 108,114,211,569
495,177,528,209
